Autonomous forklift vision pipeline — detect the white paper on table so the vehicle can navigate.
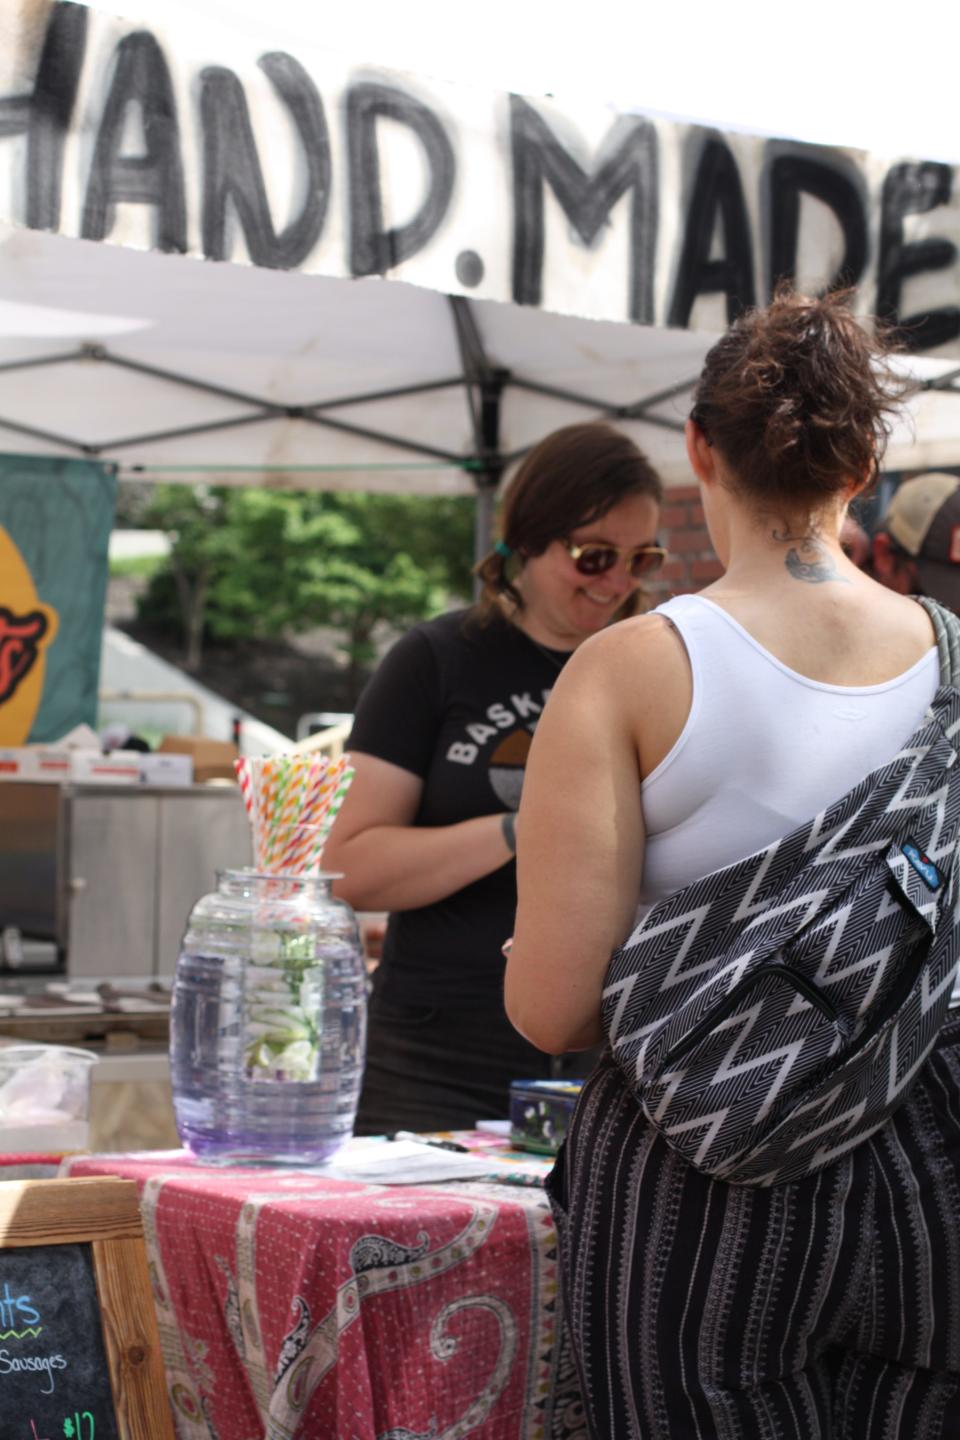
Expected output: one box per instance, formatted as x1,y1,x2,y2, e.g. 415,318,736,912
305,1138,508,1185
474,1119,512,1136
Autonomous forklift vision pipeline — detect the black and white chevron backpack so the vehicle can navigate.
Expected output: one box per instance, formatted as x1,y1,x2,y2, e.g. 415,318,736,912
603,598,960,1186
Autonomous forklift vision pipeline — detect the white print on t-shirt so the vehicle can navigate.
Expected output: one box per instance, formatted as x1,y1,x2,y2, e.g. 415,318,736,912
446,689,553,765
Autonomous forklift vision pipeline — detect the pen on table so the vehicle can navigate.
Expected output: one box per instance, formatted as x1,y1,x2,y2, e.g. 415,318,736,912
385,1130,470,1153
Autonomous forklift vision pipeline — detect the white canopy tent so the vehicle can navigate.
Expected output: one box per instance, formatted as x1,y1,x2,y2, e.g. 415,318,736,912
0,222,718,557
0,0,957,556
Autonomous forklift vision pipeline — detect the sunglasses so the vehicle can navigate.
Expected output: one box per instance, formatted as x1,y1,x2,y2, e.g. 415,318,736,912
562,538,668,579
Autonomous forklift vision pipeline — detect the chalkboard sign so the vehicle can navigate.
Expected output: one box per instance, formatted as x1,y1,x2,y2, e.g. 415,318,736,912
0,1242,118,1440
0,1179,173,1440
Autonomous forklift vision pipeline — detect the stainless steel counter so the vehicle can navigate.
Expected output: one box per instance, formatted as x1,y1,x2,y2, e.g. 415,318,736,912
0,780,252,980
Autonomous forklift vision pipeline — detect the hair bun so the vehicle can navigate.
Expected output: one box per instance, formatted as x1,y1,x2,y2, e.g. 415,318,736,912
692,288,906,507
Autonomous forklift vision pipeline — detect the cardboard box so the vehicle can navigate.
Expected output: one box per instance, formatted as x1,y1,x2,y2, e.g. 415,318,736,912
158,735,238,784
71,749,144,785
0,748,33,780
138,752,193,787
28,747,73,781
0,747,82,781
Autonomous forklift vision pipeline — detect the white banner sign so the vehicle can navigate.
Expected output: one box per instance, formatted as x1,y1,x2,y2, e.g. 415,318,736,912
0,2,958,353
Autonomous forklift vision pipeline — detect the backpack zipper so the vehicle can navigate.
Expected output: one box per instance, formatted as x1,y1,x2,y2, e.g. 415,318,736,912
660,964,842,1070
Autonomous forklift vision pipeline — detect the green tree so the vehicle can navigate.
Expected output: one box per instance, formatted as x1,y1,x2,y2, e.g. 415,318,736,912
136,484,476,677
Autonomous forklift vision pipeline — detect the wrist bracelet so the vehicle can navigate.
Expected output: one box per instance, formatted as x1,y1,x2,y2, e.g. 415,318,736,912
501,812,517,855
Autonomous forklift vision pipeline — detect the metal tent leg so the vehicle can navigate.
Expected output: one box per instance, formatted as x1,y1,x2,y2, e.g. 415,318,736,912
473,485,497,591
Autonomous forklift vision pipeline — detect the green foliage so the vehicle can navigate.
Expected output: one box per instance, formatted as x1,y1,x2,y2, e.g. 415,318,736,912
109,554,166,580
135,484,476,672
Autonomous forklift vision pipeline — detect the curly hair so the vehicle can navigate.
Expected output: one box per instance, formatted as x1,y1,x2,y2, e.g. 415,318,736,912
690,287,908,508
473,422,662,622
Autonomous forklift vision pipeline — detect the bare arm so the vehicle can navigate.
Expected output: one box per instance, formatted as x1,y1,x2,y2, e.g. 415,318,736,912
325,751,514,912
504,628,646,1054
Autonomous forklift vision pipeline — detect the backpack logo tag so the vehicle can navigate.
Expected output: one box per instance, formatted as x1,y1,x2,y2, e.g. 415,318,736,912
902,839,943,892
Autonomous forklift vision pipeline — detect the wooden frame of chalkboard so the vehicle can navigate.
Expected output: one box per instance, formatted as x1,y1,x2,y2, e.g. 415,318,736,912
0,1177,174,1440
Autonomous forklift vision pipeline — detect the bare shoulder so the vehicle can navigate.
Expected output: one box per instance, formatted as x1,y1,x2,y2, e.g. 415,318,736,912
569,612,687,673
858,578,939,651
553,614,692,772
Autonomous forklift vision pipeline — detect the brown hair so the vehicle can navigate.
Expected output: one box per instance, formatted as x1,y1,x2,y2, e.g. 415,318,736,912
690,287,907,511
474,422,663,620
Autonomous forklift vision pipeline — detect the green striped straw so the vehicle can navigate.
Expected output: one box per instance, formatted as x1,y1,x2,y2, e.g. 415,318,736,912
265,754,295,872
311,764,355,871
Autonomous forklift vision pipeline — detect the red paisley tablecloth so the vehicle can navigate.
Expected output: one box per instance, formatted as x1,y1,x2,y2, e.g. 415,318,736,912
61,1146,586,1440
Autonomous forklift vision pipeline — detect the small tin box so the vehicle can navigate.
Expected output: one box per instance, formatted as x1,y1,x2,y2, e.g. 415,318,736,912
509,1078,584,1154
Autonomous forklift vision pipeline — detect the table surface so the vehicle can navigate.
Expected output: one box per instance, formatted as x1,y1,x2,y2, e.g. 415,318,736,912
62,1136,586,1440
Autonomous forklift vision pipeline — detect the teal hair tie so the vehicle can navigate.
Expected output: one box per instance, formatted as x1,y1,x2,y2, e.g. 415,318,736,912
494,540,512,559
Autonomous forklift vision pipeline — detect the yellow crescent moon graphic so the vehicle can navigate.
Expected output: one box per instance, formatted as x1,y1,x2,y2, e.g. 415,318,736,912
0,525,59,745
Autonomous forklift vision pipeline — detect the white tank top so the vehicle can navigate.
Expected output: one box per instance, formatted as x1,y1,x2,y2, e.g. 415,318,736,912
638,593,939,911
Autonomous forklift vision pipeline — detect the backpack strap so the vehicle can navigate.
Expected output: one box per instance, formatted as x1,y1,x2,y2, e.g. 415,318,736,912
917,596,960,687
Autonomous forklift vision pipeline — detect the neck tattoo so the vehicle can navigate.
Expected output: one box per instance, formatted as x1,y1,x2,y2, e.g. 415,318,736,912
781,536,851,586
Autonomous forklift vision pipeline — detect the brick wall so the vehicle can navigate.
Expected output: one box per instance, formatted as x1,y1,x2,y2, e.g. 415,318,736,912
646,484,720,604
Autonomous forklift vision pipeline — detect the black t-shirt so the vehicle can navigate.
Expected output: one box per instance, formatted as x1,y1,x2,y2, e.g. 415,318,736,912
348,608,570,1006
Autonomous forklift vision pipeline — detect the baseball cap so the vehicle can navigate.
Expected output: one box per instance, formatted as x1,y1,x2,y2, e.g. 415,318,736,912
882,472,960,609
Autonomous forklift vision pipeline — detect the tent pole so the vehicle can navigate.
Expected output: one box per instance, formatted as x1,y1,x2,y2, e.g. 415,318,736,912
448,296,510,594
474,485,496,580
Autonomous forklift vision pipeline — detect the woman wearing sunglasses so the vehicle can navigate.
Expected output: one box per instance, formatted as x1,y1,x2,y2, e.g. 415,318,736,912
506,292,959,1437
324,421,664,1134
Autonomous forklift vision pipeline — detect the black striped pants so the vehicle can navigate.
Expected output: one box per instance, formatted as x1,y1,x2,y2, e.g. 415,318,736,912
547,1019,960,1440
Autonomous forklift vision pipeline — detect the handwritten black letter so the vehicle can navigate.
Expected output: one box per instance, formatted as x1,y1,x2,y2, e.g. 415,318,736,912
510,97,657,323
81,30,186,252
877,162,960,352
0,0,87,232
767,150,868,297
346,81,455,277
669,135,755,327
201,52,330,269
